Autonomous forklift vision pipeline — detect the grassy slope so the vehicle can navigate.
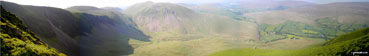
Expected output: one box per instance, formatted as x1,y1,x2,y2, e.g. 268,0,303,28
1,1,80,55
257,17,368,43
2,1,151,56
2,1,80,38
1,6,65,56
124,2,259,39
234,0,314,10
123,1,334,56
182,3,244,20
66,6,136,26
67,6,149,40
244,2,369,25
73,12,151,56
67,6,152,56
210,28,369,56
182,1,315,20
124,2,261,56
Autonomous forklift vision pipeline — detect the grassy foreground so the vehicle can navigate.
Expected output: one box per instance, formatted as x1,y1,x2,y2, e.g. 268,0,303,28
1,6,66,56
210,28,369,56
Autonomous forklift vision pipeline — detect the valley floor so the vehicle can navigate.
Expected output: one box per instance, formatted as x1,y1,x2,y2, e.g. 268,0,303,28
128,34,326,56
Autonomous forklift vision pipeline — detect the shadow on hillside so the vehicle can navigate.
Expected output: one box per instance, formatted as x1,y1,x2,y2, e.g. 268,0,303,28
77,14,151,56
2,1,151,56
79,23,150,56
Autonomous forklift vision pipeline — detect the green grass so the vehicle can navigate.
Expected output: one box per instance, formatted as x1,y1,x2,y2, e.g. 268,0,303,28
210,28,369,56
326,28,369,45
301,30,318,34
209,48,294,56
1,6,66,56
285,34,305,39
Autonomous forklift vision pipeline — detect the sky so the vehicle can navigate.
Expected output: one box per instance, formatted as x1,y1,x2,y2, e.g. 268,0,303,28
3,0,369,9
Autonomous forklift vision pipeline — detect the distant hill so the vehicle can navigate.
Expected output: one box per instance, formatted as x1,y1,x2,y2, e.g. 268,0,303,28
3,0,368,56
124,1,260,56
243,2,369,43
67,6,120,18
234,0,315,9
124,1,259,40
244,2,369,25
1,6,66,56
180,3,245,20
101,7,124,12
67,6,137,29
180,0,315,20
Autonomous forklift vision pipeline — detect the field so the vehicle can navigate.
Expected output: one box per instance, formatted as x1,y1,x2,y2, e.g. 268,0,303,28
210,28,369,56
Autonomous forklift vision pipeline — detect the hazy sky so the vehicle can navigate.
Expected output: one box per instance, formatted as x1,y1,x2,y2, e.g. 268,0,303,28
3,0,369,9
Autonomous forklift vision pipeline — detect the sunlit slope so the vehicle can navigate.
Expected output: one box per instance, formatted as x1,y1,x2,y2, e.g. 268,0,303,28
325,27,369,45
2,1,80,38
210,28,369,56
2,1,151,56
124,2,260,56
257,19,368,42
244,2,369,42
124,1,258,40
1,6,65,56
1,1,80,55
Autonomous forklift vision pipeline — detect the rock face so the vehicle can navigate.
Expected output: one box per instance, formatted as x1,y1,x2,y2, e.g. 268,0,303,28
1,6,66,56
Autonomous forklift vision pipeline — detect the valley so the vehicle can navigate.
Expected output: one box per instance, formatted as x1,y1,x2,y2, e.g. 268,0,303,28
1,0,369,56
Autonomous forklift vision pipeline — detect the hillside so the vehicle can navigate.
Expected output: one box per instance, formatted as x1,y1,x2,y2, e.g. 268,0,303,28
73,12,150,56
1,1,80,55
234,0,315,10
66,6,151,56
124,1,259,38
180,3,245,20
210,27,369,56
67,6,137,28
2,0,369,56
2,1,151,56
67,6,123,18
242,2,369,42
244,2,369,25
1,6,66,56
181,0,315,16
123,2,270,56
